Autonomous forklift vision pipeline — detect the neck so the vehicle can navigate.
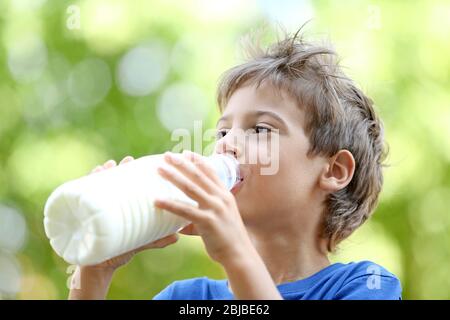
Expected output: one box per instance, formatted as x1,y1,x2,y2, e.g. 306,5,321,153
245,223,330,285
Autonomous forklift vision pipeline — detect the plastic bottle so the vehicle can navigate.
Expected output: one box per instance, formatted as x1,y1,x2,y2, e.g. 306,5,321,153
43,152,240,266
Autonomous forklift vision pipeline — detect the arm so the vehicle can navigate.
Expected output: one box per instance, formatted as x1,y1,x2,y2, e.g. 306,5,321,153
154,151,282,300
68,266,114,300
68,234,178,300
222,245,282,300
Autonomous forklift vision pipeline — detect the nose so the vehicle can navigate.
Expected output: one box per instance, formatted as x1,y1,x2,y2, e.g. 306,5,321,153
214,130,242,160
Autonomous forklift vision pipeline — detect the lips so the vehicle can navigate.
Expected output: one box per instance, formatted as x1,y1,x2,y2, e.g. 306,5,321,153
231,165,248,195
231,177,244,194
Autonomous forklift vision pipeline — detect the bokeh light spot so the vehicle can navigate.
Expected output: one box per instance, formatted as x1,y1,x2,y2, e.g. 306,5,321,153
117,42,169,96
156,82,209,132
0,205,27,254
7,34,48,83
67,58,111,108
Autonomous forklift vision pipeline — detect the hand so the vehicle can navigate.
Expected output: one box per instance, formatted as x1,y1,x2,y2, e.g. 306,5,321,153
86,156,179,271
69,156,179,299
154,151,254,266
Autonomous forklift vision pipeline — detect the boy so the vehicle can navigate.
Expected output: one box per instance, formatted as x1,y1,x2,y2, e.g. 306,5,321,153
69,30,402,300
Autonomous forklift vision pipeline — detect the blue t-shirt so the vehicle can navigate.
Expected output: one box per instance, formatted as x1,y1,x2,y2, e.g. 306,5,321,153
153,260,402,300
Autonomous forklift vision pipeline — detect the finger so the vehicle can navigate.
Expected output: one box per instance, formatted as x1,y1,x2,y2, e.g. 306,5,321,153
103,159,117,169
178,223,199,236
90,165,103,174
164,152,218,194
154,198,202,222
119,156,134,165
182,150,225,187
152,234,179,247
134,234,179,253
157,164,214,206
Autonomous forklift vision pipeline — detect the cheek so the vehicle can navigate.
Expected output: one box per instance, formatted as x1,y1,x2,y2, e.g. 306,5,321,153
257,150,318,200
234,159,317,219
235,168,300,219
236,136,318,210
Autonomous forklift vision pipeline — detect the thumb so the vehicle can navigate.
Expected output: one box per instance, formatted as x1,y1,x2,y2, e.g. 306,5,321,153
178,223,199,236
134,234,179,253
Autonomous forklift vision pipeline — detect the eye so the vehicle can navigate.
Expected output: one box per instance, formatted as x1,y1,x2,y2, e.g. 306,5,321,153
254,125,272,134
216,129,229,140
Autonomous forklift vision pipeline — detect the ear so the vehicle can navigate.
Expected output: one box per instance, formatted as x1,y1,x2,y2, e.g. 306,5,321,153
319,149,355,193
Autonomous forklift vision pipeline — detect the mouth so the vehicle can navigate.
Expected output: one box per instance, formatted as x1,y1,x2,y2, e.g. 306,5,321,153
231,169,246,195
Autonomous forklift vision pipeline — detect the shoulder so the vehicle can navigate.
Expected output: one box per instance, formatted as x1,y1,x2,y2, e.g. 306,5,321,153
333,260,402,300
152,277,215,300
338,260,399,281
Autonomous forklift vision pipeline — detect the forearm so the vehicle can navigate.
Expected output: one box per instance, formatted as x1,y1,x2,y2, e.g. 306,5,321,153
68,266,115,300
222,247,282,300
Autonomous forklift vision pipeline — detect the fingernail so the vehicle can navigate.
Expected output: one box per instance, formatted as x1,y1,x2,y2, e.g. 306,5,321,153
120,156,132,164
154,198,166,206
105,160,116,167
167,152,185,166
182,150,191,159
91,166,101,173
156,165,168,175
163,152,173,162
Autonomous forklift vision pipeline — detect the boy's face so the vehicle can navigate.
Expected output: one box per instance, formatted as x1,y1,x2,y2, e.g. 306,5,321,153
215,82,328,230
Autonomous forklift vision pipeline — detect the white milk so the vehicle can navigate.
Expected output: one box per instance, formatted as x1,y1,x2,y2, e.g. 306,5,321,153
43,153,240,266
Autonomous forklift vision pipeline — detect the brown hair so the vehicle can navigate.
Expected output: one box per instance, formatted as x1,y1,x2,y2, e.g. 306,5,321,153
216,28,388,251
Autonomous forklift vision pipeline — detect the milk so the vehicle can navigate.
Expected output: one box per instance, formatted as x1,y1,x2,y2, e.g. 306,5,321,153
43,153,239,266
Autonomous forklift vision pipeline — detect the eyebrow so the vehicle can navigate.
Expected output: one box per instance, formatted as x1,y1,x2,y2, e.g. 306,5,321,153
216,110,287,127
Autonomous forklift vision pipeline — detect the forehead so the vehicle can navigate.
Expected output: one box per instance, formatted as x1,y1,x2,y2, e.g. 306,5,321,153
220,82,304,124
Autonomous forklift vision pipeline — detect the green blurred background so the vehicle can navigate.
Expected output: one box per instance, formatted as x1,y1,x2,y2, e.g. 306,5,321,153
0,0,449,299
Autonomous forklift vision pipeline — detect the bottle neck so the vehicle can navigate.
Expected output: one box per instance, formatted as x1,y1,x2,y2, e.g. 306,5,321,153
204,154,240,190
